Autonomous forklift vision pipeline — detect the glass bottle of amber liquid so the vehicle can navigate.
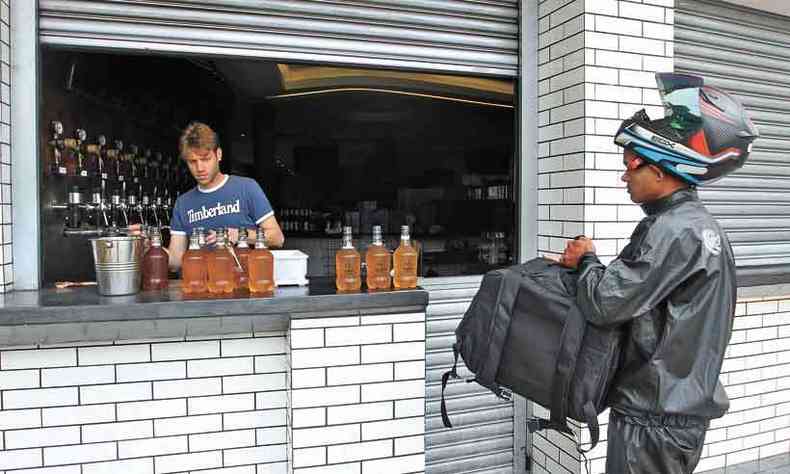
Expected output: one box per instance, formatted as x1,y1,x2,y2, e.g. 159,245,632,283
248,229,275,294
335,226,361,292
366,225,391,290
207,228,236,294
142,228,169,291
235,229,251,291
181,228,207,294
393,225,418,289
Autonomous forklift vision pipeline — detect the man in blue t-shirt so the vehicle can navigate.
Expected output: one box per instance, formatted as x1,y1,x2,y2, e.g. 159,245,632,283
163,122,283,271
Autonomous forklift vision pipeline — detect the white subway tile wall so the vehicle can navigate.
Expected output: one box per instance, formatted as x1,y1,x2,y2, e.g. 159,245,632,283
0,333,288,474
0,0,8,292
289,312,426,474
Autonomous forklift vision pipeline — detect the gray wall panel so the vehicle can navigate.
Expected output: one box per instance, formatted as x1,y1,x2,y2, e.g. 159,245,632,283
423,278,515,474
677,0,790,284
39,0,518,76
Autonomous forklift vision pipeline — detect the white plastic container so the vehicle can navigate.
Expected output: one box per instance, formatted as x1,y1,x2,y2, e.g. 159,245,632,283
271,250,309,286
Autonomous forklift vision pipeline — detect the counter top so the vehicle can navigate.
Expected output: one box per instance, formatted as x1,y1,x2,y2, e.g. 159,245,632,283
0,279,429,346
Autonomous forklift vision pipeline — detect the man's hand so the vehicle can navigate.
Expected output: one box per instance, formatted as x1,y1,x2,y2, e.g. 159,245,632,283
560,236,596,269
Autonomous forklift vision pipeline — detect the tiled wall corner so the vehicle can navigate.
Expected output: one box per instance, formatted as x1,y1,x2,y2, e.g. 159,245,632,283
288,312,426,474
0,0,10,292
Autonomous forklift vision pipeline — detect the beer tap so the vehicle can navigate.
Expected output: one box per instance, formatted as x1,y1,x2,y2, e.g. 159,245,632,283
48,121,66,176
62,129,84,177
141,191,155,228
82,133,102,179
110,187,129,230
66,185,83,229
86,187,110,231
128,144,139,183
96,135,108,180
110,140,124,182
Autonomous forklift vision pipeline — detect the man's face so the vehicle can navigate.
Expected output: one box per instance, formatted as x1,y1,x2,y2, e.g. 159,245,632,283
621,149,661,203
184,147,221,187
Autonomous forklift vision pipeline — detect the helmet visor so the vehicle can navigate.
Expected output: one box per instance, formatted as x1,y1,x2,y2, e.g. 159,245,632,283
656,73,704,136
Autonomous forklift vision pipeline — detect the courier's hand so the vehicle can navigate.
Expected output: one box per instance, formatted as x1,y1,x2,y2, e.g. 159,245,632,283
560,236,595,269
127,224,143,236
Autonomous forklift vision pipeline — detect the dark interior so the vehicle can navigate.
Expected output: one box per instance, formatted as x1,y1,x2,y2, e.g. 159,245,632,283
40,49,517,284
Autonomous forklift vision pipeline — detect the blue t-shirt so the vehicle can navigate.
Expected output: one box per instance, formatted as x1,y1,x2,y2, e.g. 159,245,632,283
170,175,274,236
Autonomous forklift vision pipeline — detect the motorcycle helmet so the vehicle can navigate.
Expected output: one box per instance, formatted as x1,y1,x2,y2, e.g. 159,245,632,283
614,73,759,185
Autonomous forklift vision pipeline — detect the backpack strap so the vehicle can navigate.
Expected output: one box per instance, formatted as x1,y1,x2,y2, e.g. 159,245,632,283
476,268,522,388
440,344,461,428
548,303,587,434
578,400,600,452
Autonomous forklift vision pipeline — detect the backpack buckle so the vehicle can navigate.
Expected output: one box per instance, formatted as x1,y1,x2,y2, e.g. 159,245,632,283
497,387,512,401
527,417,550,433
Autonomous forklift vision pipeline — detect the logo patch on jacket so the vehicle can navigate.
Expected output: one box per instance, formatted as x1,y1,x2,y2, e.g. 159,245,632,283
702,229,722,256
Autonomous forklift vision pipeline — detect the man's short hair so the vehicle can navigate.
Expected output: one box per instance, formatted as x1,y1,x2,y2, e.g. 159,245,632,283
179,122,219,159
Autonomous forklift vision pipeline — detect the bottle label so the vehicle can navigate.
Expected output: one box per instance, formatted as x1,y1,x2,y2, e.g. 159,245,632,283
80,170,88,177
101,173,108,179
58,166,67,175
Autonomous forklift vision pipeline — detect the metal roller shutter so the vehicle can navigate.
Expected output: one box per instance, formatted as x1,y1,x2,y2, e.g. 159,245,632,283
676,0,790,285
423,278,516,474
38,0,519,77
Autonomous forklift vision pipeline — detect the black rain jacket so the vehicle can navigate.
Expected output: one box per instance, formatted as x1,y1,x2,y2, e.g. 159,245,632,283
576,188,735,419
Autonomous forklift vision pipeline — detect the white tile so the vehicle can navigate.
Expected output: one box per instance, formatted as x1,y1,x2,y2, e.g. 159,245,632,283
154,450,222,474
293,447,326,468
327,364,392,386
328,439,392,464
325,326,391,347
118,435,187,459
189,429,255,452
0,408,42,430
395,399,425,419
44,442,117,466
361,342,424,364
154,377,221,399
151,341,219,361
327,402,392,425
79,345,150,365
188,393,254,415
292,463,360,474
6,426,80,449
394,435,424,456
360,313,423,326
42,365,115,387
83,458,153,474
292,347,359,369
290,329,325,349
0,369,39,390
2,348,76,370
0,448,44,470
256,426,287,445
83,420,153,442
224,445,287,466
291,386,359,408
292,425,360,449
154,414,221,436
291,316,359,329
222,338,285,357
292,368,326,388
4,386,78,409
224,409,286,430
14,466,82,474
188,357,254,378
224,373,286,394
292,407,326,428
254,355,288,373
361,454,423,474
81,382,151,404
191,467,254,474
117,361,186,382
256,391,288,410
394,361,424,380
42,404,115,426
361,380,424,403
117,399,186,421
361,417,424,441
392,323,424,343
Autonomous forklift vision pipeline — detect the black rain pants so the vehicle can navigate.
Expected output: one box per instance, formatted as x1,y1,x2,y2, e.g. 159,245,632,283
605,409,708,474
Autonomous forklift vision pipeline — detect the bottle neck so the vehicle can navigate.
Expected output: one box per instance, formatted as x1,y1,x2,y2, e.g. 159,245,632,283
188,237,200,250
255,239,268,250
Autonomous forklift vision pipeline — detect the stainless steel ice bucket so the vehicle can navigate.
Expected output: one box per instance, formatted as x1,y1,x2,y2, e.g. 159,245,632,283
89,236,143,296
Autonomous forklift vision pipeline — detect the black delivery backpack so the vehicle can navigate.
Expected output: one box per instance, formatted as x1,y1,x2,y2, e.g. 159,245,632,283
441,257,624,450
